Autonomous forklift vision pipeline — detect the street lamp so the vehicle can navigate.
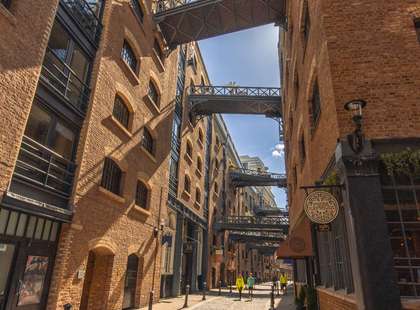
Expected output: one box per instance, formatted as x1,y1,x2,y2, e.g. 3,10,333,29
344,99,367,154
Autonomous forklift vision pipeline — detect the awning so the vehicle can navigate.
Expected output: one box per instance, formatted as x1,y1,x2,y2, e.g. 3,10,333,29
276,215,313,258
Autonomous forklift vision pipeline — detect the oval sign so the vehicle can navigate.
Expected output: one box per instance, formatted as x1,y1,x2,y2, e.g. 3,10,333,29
304,191,339,224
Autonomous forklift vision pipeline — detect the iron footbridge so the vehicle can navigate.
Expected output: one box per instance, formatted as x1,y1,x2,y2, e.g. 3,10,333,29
154,0,287,48
214,215,289,233
228,231,285,242
230,167,287,188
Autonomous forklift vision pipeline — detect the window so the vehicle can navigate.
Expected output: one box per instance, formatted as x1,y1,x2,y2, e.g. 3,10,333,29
101,158,122,195
299,134,306,164
186,142,193,159
198,129,204,145
141,128,154,155
303,1,310,47
215,158,219,170
25,100,77,160
214,182,218,194
294,73,299,108
415,18,420,42
184,176,191,194
311,81,321,126
148,81,160,106
121,41,137,72
113,96,130,129
195,188,201,204
131,0,144,23
197,157,203,173
153,40,164,62
135,181,148,209
123,254,139,309
1,0,12,9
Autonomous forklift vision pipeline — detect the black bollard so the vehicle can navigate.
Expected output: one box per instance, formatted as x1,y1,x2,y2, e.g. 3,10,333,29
218,280,222,296
63,304,72,310
202,282,207,300
148,290,154,310
270,284,275,310
183,284,190,308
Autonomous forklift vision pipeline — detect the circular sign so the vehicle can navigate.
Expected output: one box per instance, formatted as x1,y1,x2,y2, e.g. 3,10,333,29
304,191,339,224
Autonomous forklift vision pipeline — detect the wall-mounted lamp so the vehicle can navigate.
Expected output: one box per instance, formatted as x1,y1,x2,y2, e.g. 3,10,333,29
344,99,367,154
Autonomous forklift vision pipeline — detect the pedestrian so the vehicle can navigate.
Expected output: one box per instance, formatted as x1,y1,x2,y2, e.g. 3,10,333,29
280,272,288,295
236,273,245,300
247,272,256,300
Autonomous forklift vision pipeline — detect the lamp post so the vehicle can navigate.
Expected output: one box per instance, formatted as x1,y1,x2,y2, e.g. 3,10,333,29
344,99,367,154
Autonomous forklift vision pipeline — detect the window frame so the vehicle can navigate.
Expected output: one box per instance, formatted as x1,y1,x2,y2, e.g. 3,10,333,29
141,127,154,155
147,80,160,106
130,0,144,24
121,40,138,73
101,157,123,196
184,175,191,194
112,95,130,129
311,80,321,128
135,180,149,209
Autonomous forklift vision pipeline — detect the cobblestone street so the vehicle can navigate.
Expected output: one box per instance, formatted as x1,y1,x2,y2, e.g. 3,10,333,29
142,284,294,310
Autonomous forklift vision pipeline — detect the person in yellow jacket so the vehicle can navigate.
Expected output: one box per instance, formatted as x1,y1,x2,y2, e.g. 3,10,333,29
236,274,245,300
280,272,288,295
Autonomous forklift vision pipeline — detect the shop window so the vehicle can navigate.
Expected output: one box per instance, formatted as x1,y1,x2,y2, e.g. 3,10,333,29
148,80,160,106
113,96,130,129
131,0,144,23
101,158,122,195
135,181,148,209
121,40,138,73
123,254,139,309
141,128,154,155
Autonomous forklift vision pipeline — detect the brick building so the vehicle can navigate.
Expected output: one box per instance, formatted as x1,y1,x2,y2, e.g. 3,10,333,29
278,0,420,309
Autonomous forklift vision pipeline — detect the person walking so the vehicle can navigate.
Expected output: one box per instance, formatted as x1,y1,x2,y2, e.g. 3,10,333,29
236,273,245,301
280,272,288,295
247,272,256,300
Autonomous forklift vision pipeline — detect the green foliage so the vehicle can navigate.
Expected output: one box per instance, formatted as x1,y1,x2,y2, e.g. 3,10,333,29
380,148,420,176
323,170,338,186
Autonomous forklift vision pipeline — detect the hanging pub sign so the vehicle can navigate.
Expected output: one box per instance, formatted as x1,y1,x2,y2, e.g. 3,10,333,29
304,190,339,224
315,223,332,232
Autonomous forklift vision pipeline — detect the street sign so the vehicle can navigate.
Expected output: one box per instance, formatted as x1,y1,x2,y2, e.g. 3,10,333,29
304,190,339,224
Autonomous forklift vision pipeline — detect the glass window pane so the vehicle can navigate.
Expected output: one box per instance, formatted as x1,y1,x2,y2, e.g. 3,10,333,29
16,213,28,237
24,103,52,145
50,121,75,160
70,46,90,83
26,216,37,238
48,22,70,61
0,243,16,298
6,211,18,236
35,218,45,240
17,256,49,306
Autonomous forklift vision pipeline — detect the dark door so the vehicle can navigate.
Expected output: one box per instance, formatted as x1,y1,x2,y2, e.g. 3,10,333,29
4,241,55,310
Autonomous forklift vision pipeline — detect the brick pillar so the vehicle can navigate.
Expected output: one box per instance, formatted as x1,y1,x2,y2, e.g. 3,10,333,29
172,213,184,296
336,140,401,310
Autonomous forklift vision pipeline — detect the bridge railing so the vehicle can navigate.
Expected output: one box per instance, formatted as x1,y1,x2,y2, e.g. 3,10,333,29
189,85,281,97
218,215,289,226
230,167,286,180
155,0,198,13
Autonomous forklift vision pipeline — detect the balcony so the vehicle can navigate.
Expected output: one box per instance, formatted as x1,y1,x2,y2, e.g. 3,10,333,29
61,0,103,45
5,136,76,221
40,47,91,114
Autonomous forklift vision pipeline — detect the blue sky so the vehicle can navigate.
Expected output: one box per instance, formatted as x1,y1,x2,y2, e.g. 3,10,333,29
198,24,287,209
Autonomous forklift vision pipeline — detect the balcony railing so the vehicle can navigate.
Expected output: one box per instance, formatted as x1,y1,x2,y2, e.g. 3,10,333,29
41,47,91,114
61,0,103,44
13,136,76,198
190,85,281,97
231,167,286,179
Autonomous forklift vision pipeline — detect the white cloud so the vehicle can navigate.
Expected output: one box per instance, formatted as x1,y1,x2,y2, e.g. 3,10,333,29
272,143,285,158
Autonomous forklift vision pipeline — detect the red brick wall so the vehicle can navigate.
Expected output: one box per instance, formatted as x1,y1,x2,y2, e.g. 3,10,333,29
318,289,357,310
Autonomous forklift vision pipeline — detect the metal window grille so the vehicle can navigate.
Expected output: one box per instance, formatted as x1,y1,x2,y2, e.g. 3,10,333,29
121,41,137,72
316,200,354,293
148,81,160,105
131,0,144,23
135,181,148,209
141,128,154,154
101,158,122,195
311,81,321,125
380,164,420,297
113,96,130,128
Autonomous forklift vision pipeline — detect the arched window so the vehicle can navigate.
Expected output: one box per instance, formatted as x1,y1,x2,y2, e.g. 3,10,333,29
113,95,130,128
186,141,193,158
198,129,204,145
101,158,122,195
184,176,191,194
121,40,138,72
214,182,218,194
311,80,321,125
148,80,160,106
197,157,202,173
153,40,164,62
123,254,139,309
141,127,154,155
135,180,148,209
131,0,144,23
195,188,201,204
215,158,219,170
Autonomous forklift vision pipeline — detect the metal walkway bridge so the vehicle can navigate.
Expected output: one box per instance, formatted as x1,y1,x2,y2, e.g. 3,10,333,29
254,207,288,216
229,231,285,242
214,215,289,233
154,0,287,48
188,85,282,120
230,167,287,188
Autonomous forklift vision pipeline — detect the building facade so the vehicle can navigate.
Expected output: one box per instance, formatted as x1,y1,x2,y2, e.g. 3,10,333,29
279,0,420,309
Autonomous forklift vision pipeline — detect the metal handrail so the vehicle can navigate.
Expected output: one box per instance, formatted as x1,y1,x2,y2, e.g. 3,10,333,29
190,85,281,97
41,47,91,112
218,215,289,226
230,167,286,179
61,0,103,43
14,136,76,197
155,0,199,13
